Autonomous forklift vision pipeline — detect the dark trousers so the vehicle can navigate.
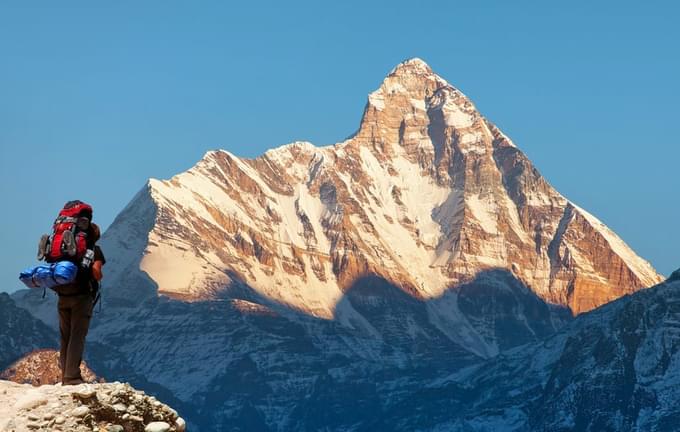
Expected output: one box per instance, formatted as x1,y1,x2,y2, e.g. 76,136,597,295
58,293,93,383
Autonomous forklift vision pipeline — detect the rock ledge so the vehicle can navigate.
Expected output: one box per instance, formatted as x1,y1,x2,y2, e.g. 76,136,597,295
0,380,185,432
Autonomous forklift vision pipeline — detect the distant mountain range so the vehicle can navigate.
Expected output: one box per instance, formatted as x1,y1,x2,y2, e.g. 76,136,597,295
378,274,680,431
0,293,56,371
10,59,672,431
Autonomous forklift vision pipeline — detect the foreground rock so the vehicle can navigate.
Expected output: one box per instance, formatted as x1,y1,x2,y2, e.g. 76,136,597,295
0,380,186,432
1,349,99,386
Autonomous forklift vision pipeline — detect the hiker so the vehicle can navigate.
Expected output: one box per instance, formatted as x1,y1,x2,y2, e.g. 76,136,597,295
18,200,106,384
57,219,104,385
58,219,105,385
52,206,106,385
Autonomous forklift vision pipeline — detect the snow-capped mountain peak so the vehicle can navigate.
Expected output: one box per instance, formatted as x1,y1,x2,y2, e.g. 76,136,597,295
99,60,662,321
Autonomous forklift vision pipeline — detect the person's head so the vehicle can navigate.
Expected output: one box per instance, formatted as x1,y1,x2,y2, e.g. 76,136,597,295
76,207,93,231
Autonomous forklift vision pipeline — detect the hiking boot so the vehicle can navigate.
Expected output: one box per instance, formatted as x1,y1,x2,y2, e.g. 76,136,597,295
37,234,49,260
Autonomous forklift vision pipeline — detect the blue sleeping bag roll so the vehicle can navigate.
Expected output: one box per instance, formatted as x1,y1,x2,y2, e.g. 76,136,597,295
19,261,78,289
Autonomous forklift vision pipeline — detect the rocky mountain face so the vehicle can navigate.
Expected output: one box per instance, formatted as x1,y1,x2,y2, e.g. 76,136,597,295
0,293,57,371
11,59,666,431
132,59,660,311
101,59,659,318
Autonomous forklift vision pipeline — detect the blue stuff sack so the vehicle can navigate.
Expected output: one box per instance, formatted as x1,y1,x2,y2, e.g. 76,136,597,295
19,261,78,289
19,268,40,288
53,261,78,284
33,266,55,287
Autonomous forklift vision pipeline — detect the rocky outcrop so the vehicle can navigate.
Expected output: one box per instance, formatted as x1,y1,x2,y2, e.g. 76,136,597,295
1,349,99,386
0,380,186,432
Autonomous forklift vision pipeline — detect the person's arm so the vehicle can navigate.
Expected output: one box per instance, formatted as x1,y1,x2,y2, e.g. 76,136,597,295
92,260,103,281
91,245,105,281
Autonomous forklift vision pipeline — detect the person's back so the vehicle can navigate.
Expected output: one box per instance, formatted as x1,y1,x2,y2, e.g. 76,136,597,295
57,221,105,385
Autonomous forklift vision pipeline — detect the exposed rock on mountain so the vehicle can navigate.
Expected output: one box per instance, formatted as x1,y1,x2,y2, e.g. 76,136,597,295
0,380,185,432
1,349,99,386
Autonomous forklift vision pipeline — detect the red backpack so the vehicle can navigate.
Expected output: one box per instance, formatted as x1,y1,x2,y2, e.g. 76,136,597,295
38,200,93,263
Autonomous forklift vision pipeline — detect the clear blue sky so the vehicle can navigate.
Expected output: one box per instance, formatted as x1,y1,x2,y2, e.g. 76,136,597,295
1,1,678,293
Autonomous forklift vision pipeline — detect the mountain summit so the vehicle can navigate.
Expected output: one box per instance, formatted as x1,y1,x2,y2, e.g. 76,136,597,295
102,58,660,319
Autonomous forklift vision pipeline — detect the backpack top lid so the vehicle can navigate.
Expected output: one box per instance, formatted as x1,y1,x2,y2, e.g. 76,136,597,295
60,200,93,220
